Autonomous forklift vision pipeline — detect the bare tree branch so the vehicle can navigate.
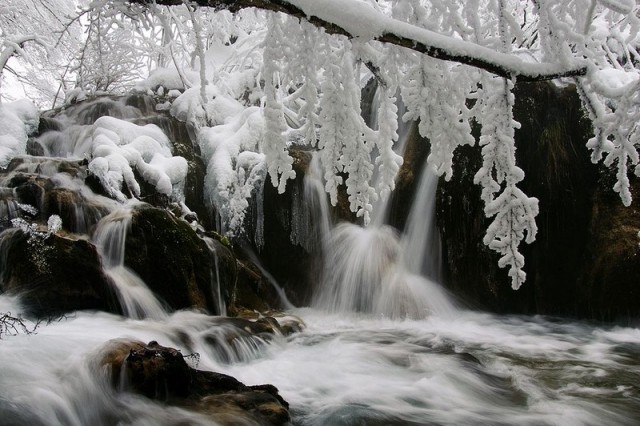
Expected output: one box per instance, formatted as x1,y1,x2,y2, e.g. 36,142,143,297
0,312,37,339
123,0,588,81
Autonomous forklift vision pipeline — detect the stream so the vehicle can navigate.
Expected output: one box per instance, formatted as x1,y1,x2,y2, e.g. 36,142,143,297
1,294,638,425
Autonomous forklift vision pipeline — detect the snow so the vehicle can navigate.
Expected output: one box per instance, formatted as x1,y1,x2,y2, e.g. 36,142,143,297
64,88,88,105
134,67,199,92
590,68,639,98
47,215,63,235
291,0,384,41
599,0,635,15
0,99,39,168
197,106,266,235
289,0,586,79
88,116,187,202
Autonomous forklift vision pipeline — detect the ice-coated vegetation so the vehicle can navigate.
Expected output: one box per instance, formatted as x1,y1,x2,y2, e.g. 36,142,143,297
2,0,640,288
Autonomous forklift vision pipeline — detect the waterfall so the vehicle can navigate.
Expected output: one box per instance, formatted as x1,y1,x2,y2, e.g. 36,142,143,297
203,235,227,316
93,207,167,320
311,125,454,318
301,152,331,253
308,87,453,318
313,221,454,319
401,166,442,282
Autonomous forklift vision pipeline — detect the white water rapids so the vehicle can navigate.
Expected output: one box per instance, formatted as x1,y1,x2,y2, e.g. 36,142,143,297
0,294,638,425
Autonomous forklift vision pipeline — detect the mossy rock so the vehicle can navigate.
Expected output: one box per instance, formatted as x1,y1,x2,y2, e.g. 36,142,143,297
0,229,118,318
124,206,235,314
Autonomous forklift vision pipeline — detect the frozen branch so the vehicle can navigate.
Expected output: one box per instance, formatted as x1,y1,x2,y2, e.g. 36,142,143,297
124,0,588,81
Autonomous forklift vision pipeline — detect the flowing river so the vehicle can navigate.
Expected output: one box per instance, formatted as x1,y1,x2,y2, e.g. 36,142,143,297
1,293,638,425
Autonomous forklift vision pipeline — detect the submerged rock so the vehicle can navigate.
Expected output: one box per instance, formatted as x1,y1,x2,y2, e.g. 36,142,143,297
99,339,290,425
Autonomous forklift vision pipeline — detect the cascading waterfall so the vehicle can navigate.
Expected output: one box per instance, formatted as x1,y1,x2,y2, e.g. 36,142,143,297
313,220,454,319
0,94,638,426
300,152,331,253
93,206,167,320
312,116,454,318
401,166,442,281
203,235,227,317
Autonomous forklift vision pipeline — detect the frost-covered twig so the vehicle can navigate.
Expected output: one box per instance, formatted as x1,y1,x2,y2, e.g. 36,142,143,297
125,0,588,81
262,14,296,194
474,76,539,290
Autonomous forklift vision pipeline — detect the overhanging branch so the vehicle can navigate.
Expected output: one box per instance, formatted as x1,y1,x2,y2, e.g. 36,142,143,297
125,0,588,81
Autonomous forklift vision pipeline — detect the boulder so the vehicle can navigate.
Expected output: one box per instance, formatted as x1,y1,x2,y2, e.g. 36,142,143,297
0,229,119,317
124,205,235,314
99,339,290,425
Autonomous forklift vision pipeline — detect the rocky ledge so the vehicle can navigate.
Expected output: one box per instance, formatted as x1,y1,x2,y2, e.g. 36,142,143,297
99,339,291,425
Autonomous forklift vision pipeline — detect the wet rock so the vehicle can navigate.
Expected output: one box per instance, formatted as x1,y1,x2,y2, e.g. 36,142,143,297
99,339,290,425
387,120,430,232
6,174,52,216
436,81,640,321
579,171,640,322
44,188,108,234
124,205,235,314
241,145,355,308
233,258,283,313
0,229,119,318
1,159,106,234
247,147,317,306
36,116,63,135
5,156,88,178
26,138,45,156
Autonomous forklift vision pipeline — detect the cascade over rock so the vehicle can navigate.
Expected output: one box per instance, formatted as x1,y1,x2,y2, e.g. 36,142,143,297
0,93,282,318
123,205,234,314
99,339,291,425
240,145,355,307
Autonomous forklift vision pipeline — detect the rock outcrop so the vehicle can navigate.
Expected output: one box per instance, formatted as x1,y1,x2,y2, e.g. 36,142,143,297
99,339,291,425
124,205,234,314
0,228,119,317
437,81,640,322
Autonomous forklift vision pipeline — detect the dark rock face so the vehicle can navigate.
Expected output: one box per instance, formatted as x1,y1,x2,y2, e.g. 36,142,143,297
232,257,288,313
437,81,640,321
387,120,431,232
99,339,290,425
257,151,318,306
579,171,640,322
0,229,118,317
242,146,357,308
124,205,235,314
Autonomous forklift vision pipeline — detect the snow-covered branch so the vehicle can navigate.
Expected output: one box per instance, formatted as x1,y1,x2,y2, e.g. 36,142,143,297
0,35,48,91
125,0,588,81
473,77,539,290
